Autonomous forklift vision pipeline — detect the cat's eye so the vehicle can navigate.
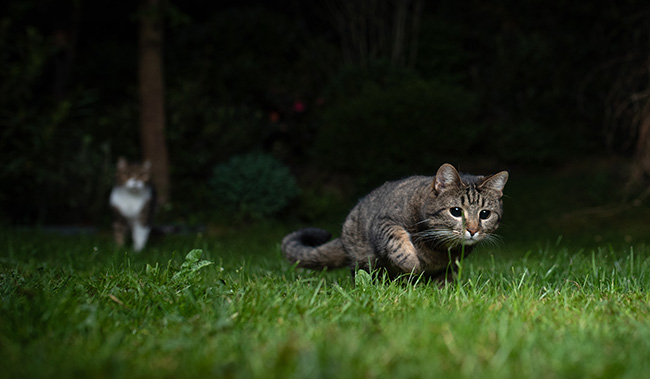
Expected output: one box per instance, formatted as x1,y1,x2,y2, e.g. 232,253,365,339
450,207,463,217
479,210,491,220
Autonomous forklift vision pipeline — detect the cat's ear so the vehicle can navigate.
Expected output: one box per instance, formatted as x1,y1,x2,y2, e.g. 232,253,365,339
117,157,127,170
433,163,462,194
478,171,509,197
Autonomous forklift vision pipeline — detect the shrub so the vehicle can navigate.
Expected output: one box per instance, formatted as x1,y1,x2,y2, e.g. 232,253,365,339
314,77,480,189
209,153,299,219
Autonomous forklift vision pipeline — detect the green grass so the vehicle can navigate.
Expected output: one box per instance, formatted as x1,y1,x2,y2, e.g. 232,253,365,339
2,225,650,378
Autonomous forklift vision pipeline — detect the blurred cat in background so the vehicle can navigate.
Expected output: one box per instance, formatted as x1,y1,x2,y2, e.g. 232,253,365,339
109,157,156,252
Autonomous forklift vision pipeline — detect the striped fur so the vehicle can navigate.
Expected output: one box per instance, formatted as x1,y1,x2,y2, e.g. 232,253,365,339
281,163,508,282
281,228,347,269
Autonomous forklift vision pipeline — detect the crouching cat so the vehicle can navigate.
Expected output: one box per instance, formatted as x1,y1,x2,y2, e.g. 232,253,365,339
282,163,508,282
109,157,156,252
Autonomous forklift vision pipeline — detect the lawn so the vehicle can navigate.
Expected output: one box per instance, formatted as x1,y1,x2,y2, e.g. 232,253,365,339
1,225,650,378
2,167,650,378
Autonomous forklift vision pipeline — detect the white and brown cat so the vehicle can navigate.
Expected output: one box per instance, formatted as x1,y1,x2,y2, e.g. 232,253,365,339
109,157,156,252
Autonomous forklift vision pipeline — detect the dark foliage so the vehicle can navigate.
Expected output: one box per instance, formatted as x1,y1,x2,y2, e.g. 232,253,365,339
1,0,648,224
314,63,480,188
209,153,299,220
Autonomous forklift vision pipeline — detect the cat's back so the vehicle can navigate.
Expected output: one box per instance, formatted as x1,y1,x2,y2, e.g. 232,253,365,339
351,175,433,220
374,175,432,196
362,175,431,201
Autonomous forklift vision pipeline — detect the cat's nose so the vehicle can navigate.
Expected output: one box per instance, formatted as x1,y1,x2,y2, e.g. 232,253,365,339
467,228,478,237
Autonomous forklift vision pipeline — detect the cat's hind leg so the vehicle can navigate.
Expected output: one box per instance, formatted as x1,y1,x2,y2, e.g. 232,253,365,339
113,221,127,247
111,206,128,248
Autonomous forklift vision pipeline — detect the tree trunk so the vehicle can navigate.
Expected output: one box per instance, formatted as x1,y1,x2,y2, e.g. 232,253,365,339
631,99,650,184
138,0,170,205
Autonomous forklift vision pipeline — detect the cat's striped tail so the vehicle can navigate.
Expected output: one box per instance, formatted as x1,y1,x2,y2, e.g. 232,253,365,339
281,228,348,269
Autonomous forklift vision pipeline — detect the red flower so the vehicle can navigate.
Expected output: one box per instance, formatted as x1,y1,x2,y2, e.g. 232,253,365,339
293,100,305,113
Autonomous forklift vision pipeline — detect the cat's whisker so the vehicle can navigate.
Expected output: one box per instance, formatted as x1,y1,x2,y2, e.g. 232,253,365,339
412,229,450,240
411,219,434,229
413,228,465,248
481,233,505,248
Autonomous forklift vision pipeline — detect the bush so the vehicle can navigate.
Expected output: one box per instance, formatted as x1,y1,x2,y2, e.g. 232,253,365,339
209,153,299,219
167,94,274,215
314,76,480,189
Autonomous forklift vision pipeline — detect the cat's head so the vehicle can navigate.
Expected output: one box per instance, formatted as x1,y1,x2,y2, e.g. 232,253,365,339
420,163,508,248
115,157,151,191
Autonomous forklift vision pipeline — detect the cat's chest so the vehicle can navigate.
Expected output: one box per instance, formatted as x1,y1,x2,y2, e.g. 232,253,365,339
110,185,152,219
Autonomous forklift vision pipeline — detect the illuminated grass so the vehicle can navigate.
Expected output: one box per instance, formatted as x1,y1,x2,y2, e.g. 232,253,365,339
1,228,650,378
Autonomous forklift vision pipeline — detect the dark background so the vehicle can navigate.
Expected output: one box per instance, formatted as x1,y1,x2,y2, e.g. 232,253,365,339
1,0,649,242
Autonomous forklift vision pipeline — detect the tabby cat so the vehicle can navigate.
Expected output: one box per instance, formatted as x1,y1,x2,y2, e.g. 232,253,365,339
282,163,508,282
109,157,156,252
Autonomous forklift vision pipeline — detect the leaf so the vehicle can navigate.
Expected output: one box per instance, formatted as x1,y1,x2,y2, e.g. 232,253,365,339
171,249,214,283
354,270,373,289
146,263,159,276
